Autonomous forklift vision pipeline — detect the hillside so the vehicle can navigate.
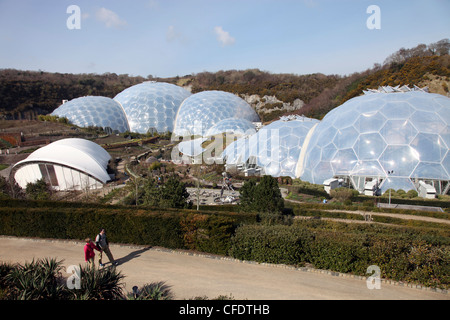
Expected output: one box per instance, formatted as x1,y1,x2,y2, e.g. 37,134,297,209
0,39,448,123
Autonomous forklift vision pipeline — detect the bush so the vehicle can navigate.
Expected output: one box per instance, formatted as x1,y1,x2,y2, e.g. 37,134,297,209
330,187,358,202
3,258,68,300
239,175,284,214
127,281,173,300
229,224,313,265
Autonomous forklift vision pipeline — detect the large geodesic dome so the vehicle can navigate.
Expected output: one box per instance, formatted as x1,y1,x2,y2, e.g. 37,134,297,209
223,115,319,178
114,81,191,134
299,89,450,195
173,90,260,137
51,96,130,133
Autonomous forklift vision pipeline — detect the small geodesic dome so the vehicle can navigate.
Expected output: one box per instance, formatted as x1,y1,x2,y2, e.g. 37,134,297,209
114,81,191,134
223,115,319,178
51,96,130,133
173,90,260,137
299,87,450,195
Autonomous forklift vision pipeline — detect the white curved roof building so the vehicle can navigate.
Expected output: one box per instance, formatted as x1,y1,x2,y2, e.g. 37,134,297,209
12,138,112,191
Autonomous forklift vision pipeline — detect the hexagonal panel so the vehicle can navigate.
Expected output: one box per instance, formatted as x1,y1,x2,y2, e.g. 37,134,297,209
380,101,414,119
379,145,419,177
410,110,446,134
353,132,387,160
353,112,387,133
380,120,417,145
330,148,358,175
411,133,447,162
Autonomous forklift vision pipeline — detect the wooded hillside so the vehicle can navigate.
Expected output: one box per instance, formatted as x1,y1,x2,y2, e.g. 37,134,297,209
0,39,448,122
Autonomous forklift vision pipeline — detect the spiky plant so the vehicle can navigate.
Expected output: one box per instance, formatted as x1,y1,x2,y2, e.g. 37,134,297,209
4,258,68,300
69,265,125,300
126,281,173,300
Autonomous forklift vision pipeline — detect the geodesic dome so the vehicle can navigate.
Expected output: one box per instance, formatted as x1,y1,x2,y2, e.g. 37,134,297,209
173,90,260,137
114,81,191,134
51,96,130,133
223,115,319,178
299,90,450,194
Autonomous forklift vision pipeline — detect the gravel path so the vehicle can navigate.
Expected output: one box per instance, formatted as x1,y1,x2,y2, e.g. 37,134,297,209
0,236,447,300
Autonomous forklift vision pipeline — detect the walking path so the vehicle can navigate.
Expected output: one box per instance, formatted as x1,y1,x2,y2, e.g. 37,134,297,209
0,236,447,300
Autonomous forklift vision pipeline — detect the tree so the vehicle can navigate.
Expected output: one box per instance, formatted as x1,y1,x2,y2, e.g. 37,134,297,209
239,178,257,212
25,178,52,200
159,175,191,209
142,178,161,207
239,175,284,214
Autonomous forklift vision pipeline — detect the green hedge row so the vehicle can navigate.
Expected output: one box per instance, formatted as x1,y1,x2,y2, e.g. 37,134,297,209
229,222,450,289
0,203,256,256
286,201,450,221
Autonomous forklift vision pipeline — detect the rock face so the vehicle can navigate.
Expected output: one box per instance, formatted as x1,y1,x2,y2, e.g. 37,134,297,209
241,94,304,115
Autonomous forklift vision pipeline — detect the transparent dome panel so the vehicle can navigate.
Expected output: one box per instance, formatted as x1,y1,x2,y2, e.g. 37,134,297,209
380,101,414,119
380,120,417,145
379,145,419,177
411,133,447,162
381,177,416,193
412,162,448,180
354,133,387,160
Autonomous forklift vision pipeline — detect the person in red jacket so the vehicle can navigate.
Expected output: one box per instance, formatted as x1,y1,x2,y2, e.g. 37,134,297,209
84,238,100,268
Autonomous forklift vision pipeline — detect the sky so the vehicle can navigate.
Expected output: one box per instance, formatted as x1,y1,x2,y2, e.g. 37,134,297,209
0,0,449,78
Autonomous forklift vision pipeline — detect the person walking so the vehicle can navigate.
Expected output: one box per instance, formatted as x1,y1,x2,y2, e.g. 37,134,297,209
95,228,118,267
84,238,100,268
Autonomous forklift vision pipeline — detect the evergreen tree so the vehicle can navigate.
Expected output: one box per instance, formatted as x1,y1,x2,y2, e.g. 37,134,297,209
159,175,191,209
239,175,284,214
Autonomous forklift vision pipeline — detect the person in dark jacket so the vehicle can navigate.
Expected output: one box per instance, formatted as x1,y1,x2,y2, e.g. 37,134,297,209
95,229,118,267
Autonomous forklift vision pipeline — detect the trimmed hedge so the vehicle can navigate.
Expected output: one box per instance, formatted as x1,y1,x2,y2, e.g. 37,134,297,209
229,221,450,289
0,200,257,255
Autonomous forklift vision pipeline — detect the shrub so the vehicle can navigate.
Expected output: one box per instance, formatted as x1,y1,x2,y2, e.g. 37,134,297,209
239,176,284,214
229,224,313,265
330,187,358,202
71,265,125,300
127,281,173,300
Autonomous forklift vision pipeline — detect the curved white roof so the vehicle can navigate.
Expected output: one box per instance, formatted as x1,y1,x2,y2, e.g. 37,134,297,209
13,138,111,183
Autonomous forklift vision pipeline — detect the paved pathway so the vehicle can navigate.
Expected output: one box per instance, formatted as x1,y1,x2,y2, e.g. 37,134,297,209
0,236,447,300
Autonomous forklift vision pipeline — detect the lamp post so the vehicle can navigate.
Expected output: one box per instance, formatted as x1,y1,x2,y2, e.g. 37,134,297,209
387,170,394,207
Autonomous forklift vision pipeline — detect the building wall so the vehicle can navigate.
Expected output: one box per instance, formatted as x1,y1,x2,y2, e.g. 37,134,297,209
14,163,103,191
